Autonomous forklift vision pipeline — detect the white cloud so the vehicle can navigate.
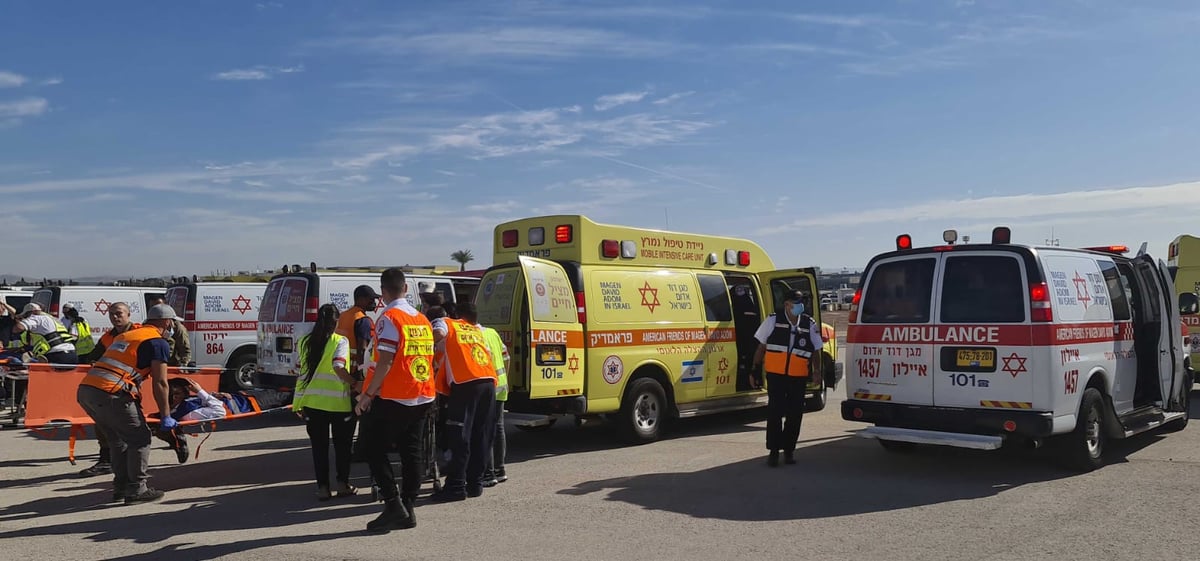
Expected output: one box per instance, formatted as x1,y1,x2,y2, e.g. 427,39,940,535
0,97,49,119
467,200,519,213
652,91,695,105
211,64,305,81
594,90,650,111
0,71,28,88
758,181,1200,234
333,144,419,168
40,77,63,87
389,175,412,184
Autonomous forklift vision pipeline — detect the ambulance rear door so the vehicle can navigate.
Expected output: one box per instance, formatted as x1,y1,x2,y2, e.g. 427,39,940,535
476,265,524,390
932,251,1036,410
1136,255,1187,409
849,256,938,405
517,256,585,400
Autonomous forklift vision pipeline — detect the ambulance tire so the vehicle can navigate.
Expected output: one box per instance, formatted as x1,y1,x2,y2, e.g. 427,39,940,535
223,351,257,392
1059,388,1106,472
620,377,667,444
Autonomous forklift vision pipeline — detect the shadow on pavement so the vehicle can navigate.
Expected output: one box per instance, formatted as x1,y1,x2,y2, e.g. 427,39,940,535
505,407,768,465
558,430,1167,521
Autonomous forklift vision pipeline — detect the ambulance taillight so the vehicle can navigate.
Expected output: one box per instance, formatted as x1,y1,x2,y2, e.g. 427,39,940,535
502,229,519,248
304,296,319,322
184,301,196,321
575,291,587,323
849,289,862,323
555,225,573,244
602,239,620,258
1030,282,1053,323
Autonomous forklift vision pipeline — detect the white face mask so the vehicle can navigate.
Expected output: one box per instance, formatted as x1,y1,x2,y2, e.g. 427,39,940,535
164,326,176,339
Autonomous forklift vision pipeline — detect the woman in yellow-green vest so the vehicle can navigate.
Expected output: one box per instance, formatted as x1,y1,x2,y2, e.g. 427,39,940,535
293,303,358,501
481,323,510,487
62,304,95,357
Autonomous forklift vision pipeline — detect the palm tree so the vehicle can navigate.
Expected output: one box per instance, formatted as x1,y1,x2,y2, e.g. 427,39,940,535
450,249,475,271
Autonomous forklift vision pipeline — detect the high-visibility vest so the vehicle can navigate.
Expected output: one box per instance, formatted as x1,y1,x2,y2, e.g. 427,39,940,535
364,307,436,402
763,311,817,378
335,307,370,375
482,326,509,401
69,319,95,356
293,333,352,413
80,326,164,398
437,319,497,390
26,317,76,359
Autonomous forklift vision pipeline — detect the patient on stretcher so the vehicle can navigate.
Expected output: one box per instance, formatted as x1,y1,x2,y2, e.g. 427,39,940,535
155,378,292,463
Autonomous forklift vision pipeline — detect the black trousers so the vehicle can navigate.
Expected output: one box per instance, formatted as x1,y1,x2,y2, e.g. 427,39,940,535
443,379,495,493
303,408,357,488
366,398,430,502
765,373,808,452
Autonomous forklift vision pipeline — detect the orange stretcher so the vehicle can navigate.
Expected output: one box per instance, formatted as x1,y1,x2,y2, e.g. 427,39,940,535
19,364,291,464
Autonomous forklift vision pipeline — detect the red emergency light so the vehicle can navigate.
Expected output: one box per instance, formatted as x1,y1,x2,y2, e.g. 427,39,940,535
896,234,913,251
601,239,620,258
501,229,519,248
992,227,1011,244
737,251,750,266
555,225,573,244
1083,245,1129,255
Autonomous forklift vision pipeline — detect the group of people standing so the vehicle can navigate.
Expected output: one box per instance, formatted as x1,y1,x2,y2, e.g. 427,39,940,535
290,268,509,533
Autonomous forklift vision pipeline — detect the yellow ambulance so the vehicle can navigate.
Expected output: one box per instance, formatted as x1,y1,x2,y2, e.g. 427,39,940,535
475,215,839,443
1168,234,1200,379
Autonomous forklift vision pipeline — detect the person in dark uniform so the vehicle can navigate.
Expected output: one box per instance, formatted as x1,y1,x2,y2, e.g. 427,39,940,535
751,290,823,467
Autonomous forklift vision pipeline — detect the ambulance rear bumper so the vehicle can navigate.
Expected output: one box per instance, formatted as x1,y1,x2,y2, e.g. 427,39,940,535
505,393,588,415
841,399,1054,439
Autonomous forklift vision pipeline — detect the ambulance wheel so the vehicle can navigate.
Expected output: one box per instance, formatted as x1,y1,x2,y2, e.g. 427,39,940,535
1163,385,1189,433
223,351,257,392
878,439,916,453
620,377,667,444
1059,388,1106,472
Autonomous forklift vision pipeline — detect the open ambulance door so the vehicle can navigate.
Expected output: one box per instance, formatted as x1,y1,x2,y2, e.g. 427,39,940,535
1133,255,1186,410
516,256,585,400
756,268,824,392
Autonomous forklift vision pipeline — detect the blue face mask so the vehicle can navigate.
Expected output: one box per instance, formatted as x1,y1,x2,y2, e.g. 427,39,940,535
790,303,805,317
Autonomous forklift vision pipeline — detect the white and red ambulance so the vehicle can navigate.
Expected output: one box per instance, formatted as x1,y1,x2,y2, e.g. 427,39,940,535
842,227,1197,471
31,286,164,341
165,281,264,390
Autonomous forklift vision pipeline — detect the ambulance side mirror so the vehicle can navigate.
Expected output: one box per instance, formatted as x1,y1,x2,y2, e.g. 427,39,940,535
1179,293,1199,316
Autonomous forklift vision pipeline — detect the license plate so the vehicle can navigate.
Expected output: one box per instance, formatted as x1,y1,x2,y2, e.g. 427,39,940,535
956,349,994,368
276,337,294,353
537,344,565,366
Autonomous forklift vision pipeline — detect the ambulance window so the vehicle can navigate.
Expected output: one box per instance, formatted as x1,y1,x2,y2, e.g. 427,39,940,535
940,255,1025,323
1100,261,1131,321
165,287,188,317
697,274,733,322
860,259,935,324
259,280,284,322
275,278,308,323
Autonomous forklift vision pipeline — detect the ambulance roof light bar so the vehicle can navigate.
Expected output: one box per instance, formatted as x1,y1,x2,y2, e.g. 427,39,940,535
1083,245,1129,255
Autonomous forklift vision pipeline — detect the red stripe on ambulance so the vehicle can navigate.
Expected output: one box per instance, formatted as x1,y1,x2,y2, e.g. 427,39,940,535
848,321,1134,346
186,321,258,331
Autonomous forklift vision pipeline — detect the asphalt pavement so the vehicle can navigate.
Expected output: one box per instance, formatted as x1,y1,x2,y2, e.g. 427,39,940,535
2,390,1200,561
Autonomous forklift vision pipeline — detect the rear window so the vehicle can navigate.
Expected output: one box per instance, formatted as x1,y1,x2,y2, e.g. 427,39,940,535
165,287,189,317
940,255,1026,323
32,289,53,309
860,258,936,324
276,278,308,323
259,280,283,322
477,269,519,326
4,294,32,309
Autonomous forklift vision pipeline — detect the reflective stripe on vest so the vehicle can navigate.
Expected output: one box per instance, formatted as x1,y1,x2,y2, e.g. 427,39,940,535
80,326,163,397
438,319,497,387
482,326,509,401
763,311,816,377
364,307,436,401
27,320,76,358
335,308,369,374
293,333,353,413
72,320,96,356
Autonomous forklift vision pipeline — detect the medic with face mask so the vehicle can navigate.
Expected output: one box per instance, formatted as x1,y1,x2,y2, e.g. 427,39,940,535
751,289,824,467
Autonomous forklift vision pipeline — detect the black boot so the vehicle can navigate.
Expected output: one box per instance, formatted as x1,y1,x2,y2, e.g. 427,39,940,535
767,450,780,467
366,498,415,533
402,497,417,525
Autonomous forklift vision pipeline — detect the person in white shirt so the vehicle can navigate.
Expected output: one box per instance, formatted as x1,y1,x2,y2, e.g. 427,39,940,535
13,303,77,364
751,289,824,467
155,377,227,464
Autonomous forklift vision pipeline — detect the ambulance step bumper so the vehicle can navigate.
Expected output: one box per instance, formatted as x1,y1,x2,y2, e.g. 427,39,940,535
858,426,1004,450
842,399,1054,439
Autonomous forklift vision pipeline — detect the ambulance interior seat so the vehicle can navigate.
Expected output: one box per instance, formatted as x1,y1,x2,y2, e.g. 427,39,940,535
728,281,761,391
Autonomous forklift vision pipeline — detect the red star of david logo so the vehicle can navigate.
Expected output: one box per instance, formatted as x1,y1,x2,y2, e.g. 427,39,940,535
1072,271,1092,309
94,299,111,313
231,295,253,315
567,354,580,373
638,282,660,313
1001,352,1028,378
717,357,730,374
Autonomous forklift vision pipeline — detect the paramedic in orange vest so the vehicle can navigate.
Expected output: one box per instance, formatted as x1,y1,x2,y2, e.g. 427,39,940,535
752,290,823,467
354,268,435,533
428,301,497,502
75,304,177,505
77,301,142,478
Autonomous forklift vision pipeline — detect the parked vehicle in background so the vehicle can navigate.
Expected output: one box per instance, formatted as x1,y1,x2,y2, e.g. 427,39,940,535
30,286,164,341
1168,234,1200,381
165,281,265,391
0,289,33,311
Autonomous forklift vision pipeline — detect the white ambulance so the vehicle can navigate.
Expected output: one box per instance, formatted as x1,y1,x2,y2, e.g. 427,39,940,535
253,264,476,390
0,289,33,310
164,281,265,390
30,286,165,341
842,228,1196,471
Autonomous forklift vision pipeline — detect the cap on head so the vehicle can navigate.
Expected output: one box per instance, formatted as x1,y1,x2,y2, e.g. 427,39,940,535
62,302,75,311
22,303,42,315
147,303,177,321
353,285,380,301
783,290,807,303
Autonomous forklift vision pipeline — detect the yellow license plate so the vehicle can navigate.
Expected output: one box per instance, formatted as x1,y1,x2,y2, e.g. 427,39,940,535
956,349,994,368
537,344,565,365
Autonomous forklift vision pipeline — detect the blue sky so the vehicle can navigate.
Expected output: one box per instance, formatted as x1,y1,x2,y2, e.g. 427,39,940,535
3,0,1200,278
